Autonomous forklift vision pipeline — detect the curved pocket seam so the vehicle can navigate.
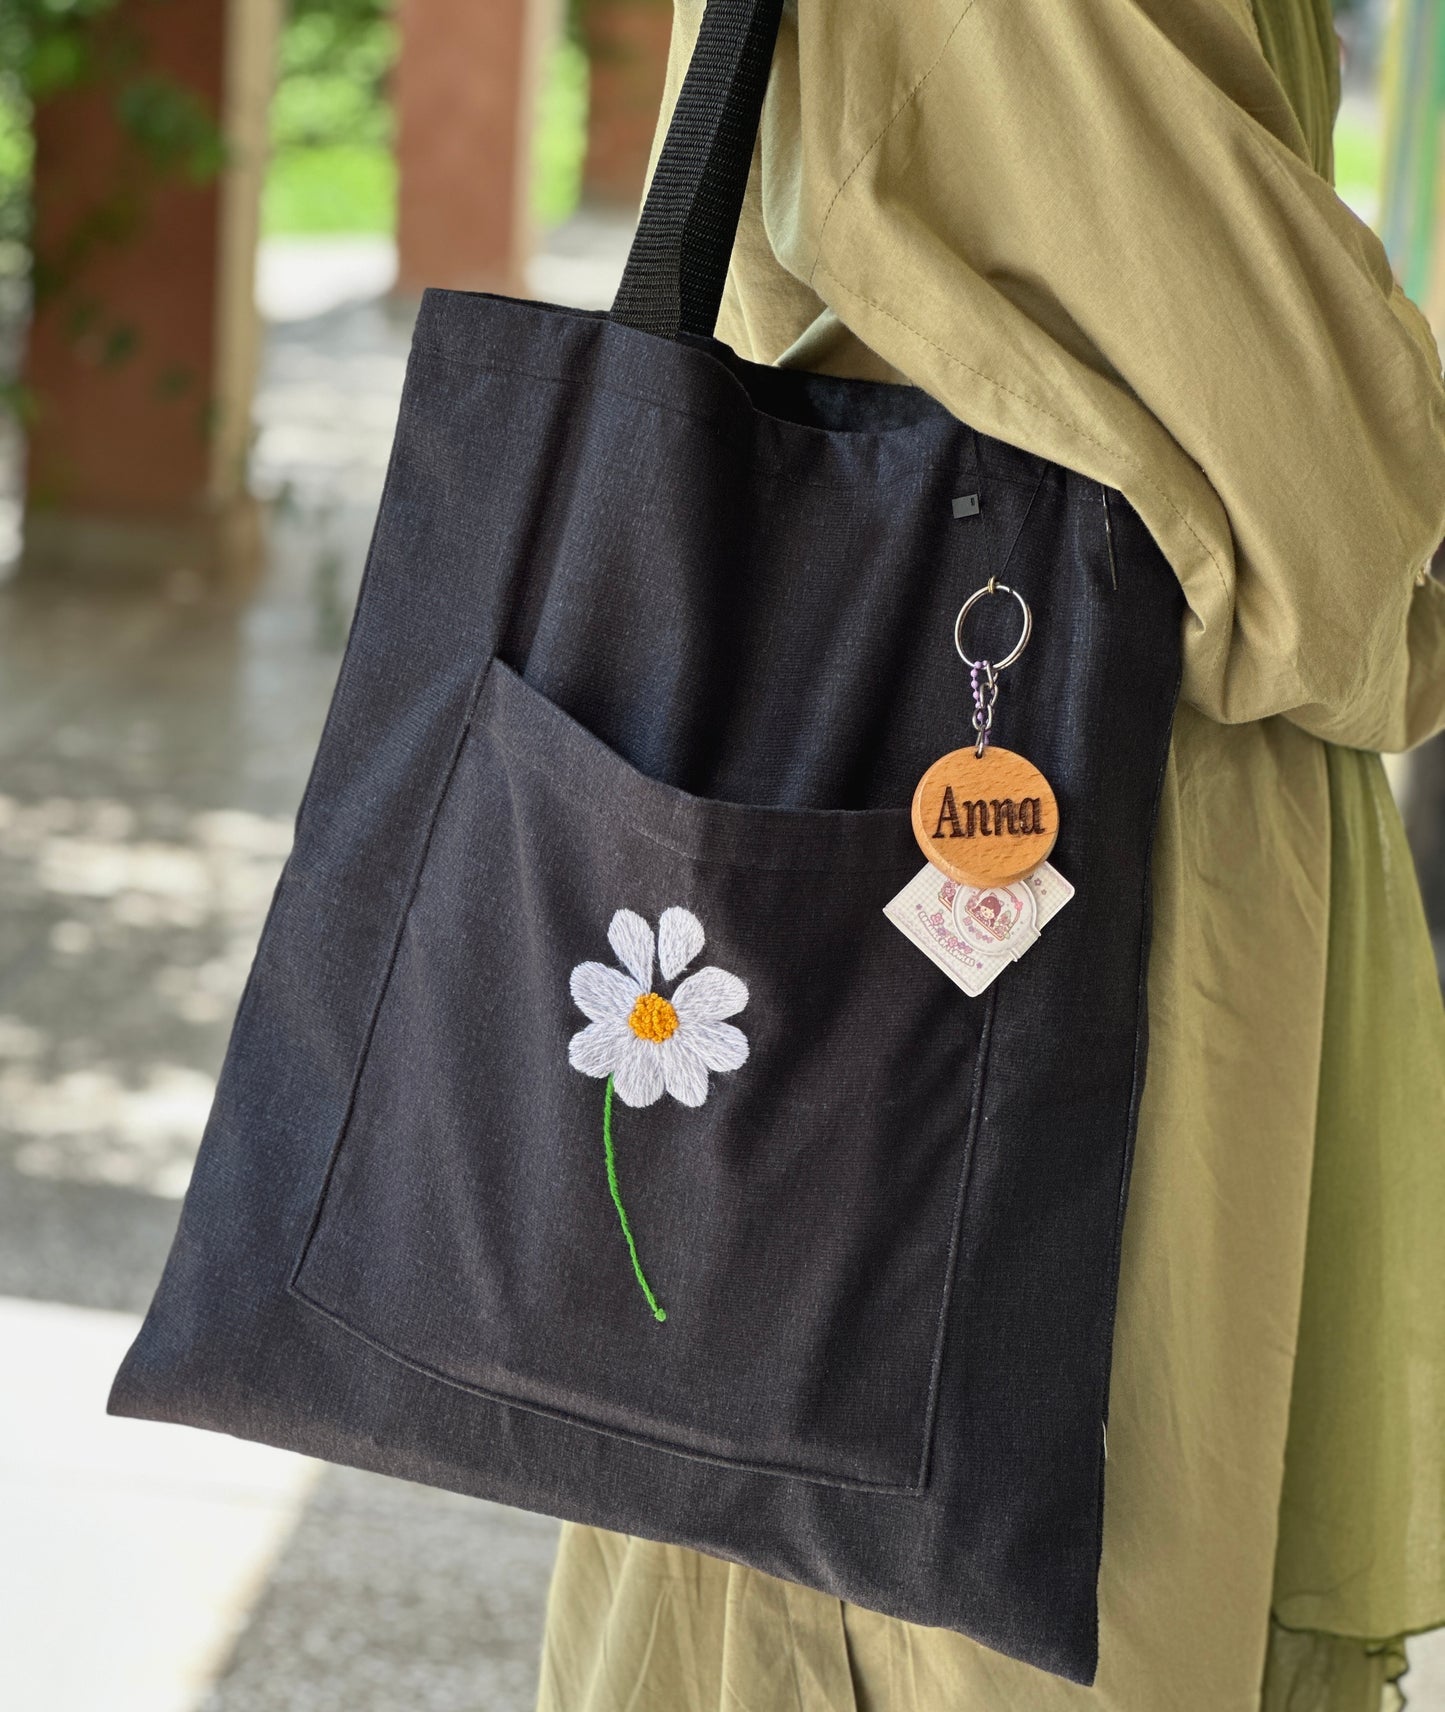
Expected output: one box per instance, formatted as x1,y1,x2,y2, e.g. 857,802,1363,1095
911,982,998,1489
289,1279,939,1493
288,654,503,1303
412,330,1056,494
481,663,919,875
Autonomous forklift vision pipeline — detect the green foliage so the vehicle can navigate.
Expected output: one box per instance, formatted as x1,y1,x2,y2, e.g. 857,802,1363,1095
264,0,396,234
0,4,38,259
8,0,120,99
533,34,588,229
263,0,589,237
271,0,394,153
0,0,227,282
0,0,228,423
1335,105,1383,201
116,74,227,180
263,140,396,235
0,72,30,258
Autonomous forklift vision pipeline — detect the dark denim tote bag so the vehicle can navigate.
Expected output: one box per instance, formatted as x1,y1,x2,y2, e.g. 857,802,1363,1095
111,0,1183,1684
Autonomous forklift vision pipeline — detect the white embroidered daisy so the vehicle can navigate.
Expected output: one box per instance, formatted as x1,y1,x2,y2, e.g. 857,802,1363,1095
568,907,749,1108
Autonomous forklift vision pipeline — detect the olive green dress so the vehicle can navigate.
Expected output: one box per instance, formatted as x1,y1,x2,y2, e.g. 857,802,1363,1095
535,1,1445,1706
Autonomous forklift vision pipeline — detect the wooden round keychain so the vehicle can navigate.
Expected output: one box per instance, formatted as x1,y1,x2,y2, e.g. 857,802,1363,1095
911,579,1058,888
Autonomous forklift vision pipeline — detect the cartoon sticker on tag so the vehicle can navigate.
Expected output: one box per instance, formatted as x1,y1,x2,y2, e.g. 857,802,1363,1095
951,877,1037,953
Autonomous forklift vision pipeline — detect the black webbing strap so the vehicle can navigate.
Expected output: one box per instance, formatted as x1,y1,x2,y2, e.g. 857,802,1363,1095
610,0,785,340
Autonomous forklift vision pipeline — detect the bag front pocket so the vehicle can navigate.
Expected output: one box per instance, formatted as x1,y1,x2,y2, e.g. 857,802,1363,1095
290,660,990,1490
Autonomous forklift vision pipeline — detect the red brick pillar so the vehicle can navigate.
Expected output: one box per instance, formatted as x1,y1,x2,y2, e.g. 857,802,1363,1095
21,0,278,574
581,0,673,207
395,0,548,296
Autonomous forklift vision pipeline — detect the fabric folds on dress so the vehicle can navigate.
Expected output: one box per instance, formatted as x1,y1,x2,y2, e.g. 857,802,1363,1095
536,0,1445,1707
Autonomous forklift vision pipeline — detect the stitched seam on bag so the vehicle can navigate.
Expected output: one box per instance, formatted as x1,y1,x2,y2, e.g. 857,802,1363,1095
483,685,915,874
808,0,983,283
812,262,1234,609
288,657,503,1289
912,981,997,1487
408,343,1047,492
285,1282,931,1494
287,349,416,843
415,344,731,440
1092,647,1184,1523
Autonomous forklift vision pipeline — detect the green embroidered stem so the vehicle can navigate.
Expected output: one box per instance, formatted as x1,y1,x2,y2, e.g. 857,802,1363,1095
603,1074,667,1323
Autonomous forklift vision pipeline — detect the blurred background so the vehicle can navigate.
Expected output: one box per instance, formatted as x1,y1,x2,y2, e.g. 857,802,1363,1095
0,0,1443,1707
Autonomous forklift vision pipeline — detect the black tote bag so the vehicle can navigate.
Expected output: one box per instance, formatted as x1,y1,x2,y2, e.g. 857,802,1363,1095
110,0,1183,1684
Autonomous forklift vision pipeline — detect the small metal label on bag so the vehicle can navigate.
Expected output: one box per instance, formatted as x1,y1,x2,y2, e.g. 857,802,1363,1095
883,860,1074,997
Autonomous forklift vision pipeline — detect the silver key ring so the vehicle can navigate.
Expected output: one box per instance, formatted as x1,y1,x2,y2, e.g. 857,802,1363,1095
953,579,1033,673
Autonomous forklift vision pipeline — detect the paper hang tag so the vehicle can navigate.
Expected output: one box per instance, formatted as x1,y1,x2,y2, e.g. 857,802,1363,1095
883,860,1075,998
910,745,1058,888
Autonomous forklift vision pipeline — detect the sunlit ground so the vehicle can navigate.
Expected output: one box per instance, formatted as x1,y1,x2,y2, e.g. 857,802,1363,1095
1,798,288,1197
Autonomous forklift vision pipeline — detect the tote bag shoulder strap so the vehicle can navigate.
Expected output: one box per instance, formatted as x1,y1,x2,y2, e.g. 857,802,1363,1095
610,0,785,340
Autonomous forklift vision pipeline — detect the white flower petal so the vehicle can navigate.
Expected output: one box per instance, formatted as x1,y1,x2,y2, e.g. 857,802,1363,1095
657,907,705,982
569,961,641,1022
680,1018,749,1074
671,966,748,1022
659,1035,708,1107
611,1036,666,1107
607,909,654,990
568,1018,630,1077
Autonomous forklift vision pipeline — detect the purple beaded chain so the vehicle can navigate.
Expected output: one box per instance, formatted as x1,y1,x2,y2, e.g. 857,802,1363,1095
971,661,990,754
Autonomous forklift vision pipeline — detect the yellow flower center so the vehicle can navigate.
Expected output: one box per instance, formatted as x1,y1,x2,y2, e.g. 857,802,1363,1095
628,991,679,1043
